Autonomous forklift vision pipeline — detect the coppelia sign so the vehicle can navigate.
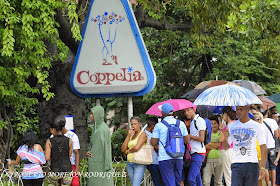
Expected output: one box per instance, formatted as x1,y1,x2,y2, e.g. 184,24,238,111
70,0,156,98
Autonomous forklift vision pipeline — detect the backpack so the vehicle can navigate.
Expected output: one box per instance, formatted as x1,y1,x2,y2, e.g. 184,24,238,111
194,117,211,148
160,119,185,158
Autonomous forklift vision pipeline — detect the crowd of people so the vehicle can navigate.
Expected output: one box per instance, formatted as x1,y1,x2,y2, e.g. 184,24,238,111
122,104,280,186
8,105,113,186
6,102,280,186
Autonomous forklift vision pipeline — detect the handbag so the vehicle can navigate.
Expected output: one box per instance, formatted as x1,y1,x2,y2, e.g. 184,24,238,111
133,139,154,165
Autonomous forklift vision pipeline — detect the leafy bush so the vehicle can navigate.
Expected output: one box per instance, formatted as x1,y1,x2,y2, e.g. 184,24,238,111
111,129,128,158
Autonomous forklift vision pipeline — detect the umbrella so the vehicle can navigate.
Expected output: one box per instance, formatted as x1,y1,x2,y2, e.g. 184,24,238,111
267,93,280,103
258,96,276,110
232,80,266,95
181,80,228,100
145,99,196,116
194,84,262,106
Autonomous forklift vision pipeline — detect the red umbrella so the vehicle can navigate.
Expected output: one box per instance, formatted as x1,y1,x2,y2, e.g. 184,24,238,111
258,96,276,110
145,99,196,116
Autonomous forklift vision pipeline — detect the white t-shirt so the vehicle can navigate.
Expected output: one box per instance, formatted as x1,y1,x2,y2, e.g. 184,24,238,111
228,119,266,163
190,114,206,154
50,131,80,165
263,118,279,149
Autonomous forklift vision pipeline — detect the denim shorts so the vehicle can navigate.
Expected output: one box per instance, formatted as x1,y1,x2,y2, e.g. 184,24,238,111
266,148,276,170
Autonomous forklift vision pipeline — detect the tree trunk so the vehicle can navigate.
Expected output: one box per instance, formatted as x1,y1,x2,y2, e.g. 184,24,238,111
38,51,88,159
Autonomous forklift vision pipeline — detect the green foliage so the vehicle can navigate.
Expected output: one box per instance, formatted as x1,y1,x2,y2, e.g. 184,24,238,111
111,129,128,158
0,0,81,155
206,36,280,94
79,158,88,186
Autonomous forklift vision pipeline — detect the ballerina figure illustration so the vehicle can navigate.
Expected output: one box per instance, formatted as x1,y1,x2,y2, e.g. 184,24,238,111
92,12,125,65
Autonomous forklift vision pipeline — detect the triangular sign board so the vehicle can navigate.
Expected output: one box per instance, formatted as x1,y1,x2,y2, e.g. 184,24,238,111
70,0,156,98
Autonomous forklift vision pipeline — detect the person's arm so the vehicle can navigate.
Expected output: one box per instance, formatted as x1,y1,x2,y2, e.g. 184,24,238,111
151,138,159,147
183,135,190,144
128,133,147,153
69,138,73,158
275,147,280,165
222,129,230,150
206,142,221,149
121,128,134,153
274,128,279,138
154,145,159,152
45,139,51,161
8,155,21,165
189,130,205,142
74,149,80,172
207,132,224,149
259,144,267,179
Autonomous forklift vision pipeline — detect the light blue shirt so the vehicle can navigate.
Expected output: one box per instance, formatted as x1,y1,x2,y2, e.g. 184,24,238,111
145,130,159,165
152,116,188,161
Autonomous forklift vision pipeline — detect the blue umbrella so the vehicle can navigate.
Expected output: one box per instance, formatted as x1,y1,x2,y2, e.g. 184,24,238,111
194,84,262,106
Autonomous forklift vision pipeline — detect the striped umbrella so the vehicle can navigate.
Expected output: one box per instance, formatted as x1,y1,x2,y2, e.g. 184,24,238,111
194,84,262,106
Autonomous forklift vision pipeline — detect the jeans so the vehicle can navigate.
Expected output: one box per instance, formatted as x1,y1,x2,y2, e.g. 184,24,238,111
127,162,146,186
231,163,259,186
188,153,205,186
147,164,163,186
159,159,183,186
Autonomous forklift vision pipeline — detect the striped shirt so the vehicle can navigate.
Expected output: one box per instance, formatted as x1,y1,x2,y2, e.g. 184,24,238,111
17,145,46,179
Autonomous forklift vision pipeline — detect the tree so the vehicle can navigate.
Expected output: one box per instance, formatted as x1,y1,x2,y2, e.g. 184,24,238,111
0,0,81,162
1,0,280,161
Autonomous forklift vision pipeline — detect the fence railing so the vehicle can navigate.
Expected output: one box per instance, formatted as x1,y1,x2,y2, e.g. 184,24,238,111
0,157,153,186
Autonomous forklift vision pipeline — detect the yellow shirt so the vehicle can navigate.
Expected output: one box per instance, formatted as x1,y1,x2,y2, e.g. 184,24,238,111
127,131,143,162
257,140,261,161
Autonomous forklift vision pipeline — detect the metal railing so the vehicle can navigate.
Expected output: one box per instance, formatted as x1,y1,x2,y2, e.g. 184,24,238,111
0,157,153,186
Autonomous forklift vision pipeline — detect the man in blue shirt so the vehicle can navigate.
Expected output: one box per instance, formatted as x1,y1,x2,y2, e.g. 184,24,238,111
151,103,190,186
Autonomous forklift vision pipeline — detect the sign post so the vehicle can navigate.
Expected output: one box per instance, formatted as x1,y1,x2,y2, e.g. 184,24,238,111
70,0,156,126
127,97,133,128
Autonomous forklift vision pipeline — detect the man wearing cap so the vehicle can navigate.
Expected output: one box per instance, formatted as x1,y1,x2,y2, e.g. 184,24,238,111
151,103,189,186
223,106,267,186
184,106,206,186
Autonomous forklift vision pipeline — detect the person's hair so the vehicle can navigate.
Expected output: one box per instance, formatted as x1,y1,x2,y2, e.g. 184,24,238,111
146,117,158,127
130,116,141,123
222,106,236,120
254,112,263,123
270,106,276,110
178,115,190,122
208,115,219,125
53,115,66,127
215,114,222,124
50,115,66,132
22,131,38,151
262,109,270,117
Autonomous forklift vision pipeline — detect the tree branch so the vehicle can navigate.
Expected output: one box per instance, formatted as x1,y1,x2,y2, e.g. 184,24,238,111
135,6,192,31
55,10,79,55
139,18,192,31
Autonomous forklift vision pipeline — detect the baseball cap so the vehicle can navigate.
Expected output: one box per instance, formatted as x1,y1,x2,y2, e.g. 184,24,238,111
158,103,174,115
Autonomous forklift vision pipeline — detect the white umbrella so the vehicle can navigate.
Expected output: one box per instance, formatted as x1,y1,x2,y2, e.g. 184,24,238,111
193,84,262,106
